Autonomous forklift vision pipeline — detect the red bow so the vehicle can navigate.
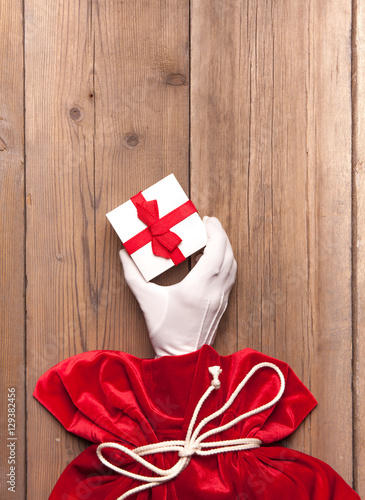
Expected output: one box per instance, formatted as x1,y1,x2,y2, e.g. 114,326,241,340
134,196,182,259
123,192,197,265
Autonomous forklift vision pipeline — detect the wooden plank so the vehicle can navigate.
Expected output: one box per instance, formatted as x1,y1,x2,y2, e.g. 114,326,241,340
353,0,365,496
25,0,190,497
191,0,353,484
191,0,243,357
307,1,353,484
25,1,96,498
0,2,25,499
94,0,190,356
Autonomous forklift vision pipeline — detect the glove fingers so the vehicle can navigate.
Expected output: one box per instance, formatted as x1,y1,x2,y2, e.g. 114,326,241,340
119,249,168,336
188,217,228,281
119,249,149,293
218,231,237,282
220,255,237,293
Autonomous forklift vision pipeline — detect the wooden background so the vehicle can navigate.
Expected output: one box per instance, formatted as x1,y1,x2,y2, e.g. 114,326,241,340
0,0,364,498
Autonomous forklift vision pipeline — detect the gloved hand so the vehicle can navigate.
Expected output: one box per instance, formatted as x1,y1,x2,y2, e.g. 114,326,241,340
119,216,237,357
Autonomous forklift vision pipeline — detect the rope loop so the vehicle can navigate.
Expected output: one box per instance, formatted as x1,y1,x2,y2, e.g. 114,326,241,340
96,361,285,500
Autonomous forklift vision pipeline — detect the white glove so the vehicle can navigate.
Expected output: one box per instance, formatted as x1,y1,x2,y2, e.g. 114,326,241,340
119,216,237,357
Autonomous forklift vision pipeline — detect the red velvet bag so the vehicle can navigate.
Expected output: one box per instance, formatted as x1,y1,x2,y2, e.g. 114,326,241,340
34,345,360,499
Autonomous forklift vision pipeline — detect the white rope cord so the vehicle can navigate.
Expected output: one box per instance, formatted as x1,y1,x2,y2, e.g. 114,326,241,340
96,361,285,500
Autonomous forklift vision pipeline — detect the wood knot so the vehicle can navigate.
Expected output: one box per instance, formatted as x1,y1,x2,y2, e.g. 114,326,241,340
123,133,140,149
0,137,7,151
166,74,188,86
69,107,84,122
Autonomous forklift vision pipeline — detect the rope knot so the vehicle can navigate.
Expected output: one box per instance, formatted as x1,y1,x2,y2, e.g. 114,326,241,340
178,443,201,458
96,362,285,500
208,366,222,389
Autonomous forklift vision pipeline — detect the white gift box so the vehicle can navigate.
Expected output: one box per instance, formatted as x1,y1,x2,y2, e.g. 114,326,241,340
106,174,207,281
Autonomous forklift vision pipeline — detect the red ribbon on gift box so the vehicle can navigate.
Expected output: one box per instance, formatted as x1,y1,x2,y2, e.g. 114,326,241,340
123,192,197,265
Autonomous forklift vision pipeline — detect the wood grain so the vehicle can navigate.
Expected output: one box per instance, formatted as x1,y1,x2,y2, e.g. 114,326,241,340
25,0,190,498
191,0,354,486
93,0,190,356
25,1,96,497
0,1,26,499
307,1,353,483
0,0,362,497
353,0,365,496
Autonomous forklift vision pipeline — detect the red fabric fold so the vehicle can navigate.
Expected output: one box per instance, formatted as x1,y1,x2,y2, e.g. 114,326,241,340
33,345,360,499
